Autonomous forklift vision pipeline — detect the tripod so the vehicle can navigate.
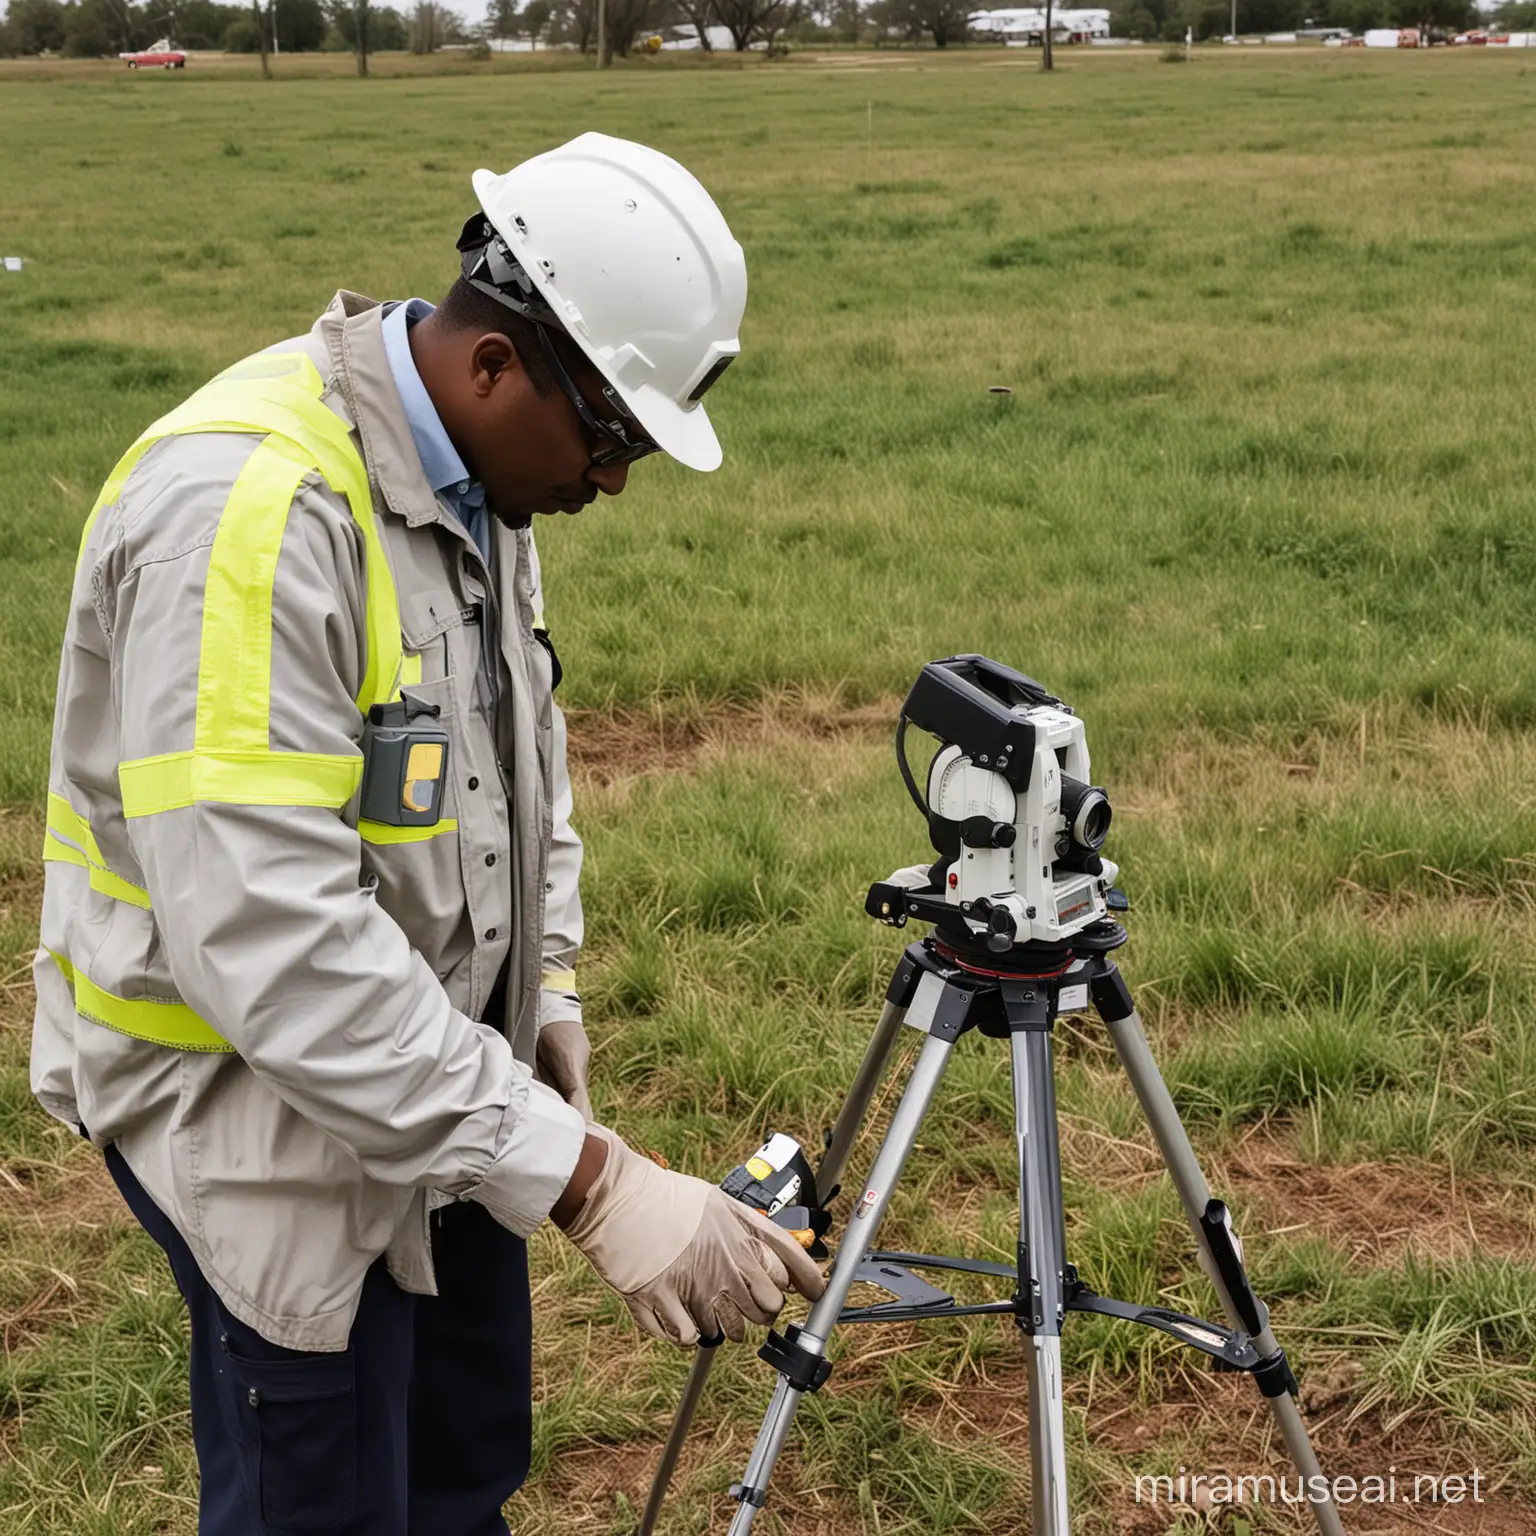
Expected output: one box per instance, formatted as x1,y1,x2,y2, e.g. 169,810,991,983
640,927,1346,1536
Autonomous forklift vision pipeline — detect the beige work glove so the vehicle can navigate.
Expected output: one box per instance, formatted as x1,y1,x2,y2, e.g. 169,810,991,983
536,1019,593,1122
561,1125,827,1346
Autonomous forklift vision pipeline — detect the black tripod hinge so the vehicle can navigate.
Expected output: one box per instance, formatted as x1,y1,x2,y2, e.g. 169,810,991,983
1198,1199,1266,1338
885,948,923,1009
1252,1347,1299,1400
1089,964,1135,1022
1000,980,1052,1032
729,1482,769,1508
758,1323,833,1394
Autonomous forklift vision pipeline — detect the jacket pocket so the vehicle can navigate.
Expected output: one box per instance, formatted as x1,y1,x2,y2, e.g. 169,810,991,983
224,1343,357,1531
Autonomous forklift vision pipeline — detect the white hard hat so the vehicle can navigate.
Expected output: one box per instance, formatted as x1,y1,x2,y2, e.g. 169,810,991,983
463,132,746,472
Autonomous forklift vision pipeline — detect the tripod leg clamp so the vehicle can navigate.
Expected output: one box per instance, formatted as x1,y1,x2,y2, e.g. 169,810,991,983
730,1482,769,1508
758,1323,834,1394
1198,1199,1266,1338
1252,1347,1300,1399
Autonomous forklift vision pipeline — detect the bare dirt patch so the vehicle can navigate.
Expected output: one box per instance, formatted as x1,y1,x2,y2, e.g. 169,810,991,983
1221,1140,1536,1266
564,692,895,787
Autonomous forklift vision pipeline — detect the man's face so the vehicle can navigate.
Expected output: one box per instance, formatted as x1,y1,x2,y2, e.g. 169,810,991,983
458,331,636,527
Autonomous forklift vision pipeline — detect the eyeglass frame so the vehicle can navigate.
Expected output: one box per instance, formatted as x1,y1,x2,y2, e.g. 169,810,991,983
531,324,659,469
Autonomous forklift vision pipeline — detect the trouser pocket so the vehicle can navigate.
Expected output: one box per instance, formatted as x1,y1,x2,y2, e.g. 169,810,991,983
223,1342,358,1531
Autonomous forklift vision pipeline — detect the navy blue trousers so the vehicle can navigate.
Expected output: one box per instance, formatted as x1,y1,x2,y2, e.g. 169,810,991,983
106,1145,534,1536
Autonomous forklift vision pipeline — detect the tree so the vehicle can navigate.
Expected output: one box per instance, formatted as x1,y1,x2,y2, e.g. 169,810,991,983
1496,0,1536,23
272,0,326,45
6,0,68,51
62,0,140,55
175,0,246,46
485,0,516,32
672,0,714,46
409,0,463,47
871,0,968,44
829,0,862,40
711,0,801,48
521,0,550,39
326,0,402,58
371,4,404,42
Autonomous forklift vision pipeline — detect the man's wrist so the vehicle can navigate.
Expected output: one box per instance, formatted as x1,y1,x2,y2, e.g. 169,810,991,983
551,1130,609,1230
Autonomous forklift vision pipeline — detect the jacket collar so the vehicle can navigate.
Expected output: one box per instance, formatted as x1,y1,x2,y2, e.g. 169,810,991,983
314,290,448,531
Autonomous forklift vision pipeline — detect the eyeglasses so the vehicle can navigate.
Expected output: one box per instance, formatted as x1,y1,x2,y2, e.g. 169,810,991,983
533,325,659,468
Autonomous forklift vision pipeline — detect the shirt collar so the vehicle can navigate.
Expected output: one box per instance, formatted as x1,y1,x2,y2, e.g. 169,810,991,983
380,298,473,498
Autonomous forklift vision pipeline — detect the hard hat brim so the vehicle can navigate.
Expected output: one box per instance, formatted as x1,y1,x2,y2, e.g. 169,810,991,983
623,385,723,473
471,167,726,474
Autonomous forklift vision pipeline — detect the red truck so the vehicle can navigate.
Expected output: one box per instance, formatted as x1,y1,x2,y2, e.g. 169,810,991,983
121,39,187,68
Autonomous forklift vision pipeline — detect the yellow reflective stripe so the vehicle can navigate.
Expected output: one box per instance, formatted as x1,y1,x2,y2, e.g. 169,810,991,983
79,352,402,732
211,351,326,391
77,438,157,570
43,794,153,908
119,750,363,818
45,791,93,854
89,864,154,909
357,817,459,846
541,969,578,993
42,830,88,870
198,437,312,753
46,951,233,1054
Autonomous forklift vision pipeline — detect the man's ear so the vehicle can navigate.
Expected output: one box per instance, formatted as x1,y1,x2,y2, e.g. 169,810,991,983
468,332,524,398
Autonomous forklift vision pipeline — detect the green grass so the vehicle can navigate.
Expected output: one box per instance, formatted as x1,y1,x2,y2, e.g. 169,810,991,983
4,43,1536,1535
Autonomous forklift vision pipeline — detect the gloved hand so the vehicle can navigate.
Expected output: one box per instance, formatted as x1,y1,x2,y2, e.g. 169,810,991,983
536,1019,593,1122
885,863,937,890
560,1125,827,1346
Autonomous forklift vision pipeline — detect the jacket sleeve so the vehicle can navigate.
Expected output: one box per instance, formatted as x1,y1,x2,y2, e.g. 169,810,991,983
110,451,586,1237
528,533,585,1032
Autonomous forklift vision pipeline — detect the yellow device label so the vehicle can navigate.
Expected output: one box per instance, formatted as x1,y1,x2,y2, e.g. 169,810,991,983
406,744,443,781
403,743,444,814
745,1157,774,1181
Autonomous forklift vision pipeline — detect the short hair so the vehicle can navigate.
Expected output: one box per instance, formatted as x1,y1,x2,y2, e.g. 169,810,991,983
435,277,557,396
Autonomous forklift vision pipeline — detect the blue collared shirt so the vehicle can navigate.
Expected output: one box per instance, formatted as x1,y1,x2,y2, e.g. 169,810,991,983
381,298,491,564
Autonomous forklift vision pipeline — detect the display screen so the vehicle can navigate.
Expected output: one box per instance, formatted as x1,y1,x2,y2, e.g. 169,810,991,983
1056,883,1096,925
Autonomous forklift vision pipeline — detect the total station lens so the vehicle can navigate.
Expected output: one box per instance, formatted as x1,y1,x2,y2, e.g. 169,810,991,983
1060,776,1112,852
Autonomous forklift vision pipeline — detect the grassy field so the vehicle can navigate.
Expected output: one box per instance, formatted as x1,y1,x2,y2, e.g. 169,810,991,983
3,42,1536,1535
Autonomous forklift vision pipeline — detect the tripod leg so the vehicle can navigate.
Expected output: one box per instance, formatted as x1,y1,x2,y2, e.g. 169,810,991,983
818,998,907,1197
1012,1026,1073,1536
639,999,907,1535
727,1030,957,1534
1092,970,1347,1536
636,1338,718,1536
638,989,909,1529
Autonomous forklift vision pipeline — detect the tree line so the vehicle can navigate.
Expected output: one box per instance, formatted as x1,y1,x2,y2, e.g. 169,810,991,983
3,0,1525,58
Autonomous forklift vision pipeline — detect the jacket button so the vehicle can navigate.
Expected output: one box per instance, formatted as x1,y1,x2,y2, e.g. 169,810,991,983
485,853,496,867
247,1388,261,1408
467,777,479,791
485,928,497,941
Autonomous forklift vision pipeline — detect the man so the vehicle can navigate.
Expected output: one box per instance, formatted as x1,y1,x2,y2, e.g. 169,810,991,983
31,132,823,1535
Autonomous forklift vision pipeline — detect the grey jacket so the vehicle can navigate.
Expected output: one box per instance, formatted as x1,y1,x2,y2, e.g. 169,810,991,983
32,291,588,1350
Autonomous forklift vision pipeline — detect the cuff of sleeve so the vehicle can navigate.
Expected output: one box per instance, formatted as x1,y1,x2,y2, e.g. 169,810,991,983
538,986,583,1031
467,1072,587,1237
